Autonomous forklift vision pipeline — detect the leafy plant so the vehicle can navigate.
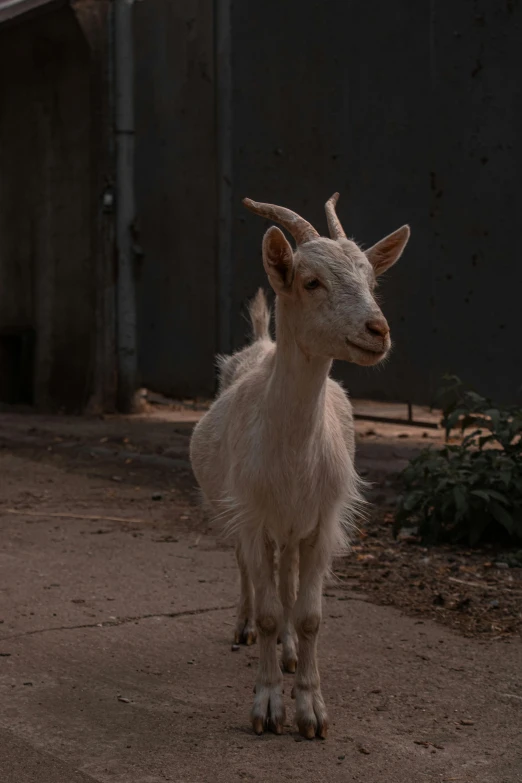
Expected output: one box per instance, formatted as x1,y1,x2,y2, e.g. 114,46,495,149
395,377,522,545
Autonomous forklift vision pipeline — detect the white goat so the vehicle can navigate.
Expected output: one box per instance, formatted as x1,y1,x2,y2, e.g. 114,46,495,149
190,194,410,739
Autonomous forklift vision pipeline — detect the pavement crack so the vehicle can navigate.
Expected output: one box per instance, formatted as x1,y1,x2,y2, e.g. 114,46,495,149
0,604,235,642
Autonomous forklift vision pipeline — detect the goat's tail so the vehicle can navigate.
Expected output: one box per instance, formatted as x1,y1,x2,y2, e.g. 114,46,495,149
248,288,270,341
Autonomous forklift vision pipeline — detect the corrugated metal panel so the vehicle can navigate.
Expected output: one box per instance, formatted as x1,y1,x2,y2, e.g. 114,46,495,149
134,0,218,399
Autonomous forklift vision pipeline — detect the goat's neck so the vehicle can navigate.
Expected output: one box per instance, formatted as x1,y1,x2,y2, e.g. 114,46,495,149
267,298,332,433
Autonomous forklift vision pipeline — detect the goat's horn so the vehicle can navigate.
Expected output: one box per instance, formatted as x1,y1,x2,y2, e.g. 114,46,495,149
325,192,346,240
242,198,319,245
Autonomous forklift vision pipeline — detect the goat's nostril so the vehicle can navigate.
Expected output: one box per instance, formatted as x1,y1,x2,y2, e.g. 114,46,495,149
365,318,390,339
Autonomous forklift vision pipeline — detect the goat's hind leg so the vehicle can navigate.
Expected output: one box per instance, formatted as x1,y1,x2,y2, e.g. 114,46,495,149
279,544,298,673
234,541,257,645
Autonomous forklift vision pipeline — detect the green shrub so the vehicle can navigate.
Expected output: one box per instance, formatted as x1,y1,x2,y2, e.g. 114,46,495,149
394,377,522,545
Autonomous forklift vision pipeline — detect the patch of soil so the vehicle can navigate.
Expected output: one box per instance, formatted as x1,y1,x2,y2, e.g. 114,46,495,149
335,510,522,639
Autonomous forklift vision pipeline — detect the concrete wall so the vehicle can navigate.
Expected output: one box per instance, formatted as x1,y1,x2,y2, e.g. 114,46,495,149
134,0,217,399
227,0,522,404
0,3,113,410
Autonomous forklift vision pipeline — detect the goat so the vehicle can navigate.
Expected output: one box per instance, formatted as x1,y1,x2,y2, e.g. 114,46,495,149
190,193,410,739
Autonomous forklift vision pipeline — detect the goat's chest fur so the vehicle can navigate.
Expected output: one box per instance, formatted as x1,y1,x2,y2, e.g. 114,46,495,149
190,338,362,550
224,390,356,545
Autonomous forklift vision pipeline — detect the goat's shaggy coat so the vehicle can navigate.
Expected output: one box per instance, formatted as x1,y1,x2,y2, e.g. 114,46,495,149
190,194,410,738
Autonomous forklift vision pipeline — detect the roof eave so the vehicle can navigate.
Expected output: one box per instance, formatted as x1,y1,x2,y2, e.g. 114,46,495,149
0,0,68,26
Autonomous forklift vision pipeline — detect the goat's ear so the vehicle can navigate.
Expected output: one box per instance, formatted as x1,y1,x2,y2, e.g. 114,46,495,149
262,226,294,294
366,225,410,276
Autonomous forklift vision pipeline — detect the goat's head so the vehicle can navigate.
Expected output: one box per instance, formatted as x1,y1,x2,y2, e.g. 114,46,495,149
243,194,410,366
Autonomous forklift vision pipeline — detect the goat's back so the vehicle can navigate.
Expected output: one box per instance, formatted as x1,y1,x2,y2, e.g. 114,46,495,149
217,338,274,394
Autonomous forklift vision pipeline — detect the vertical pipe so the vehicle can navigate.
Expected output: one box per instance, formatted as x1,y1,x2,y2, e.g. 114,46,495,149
76,0,118,413
215,0,233,357
34,99,55,411
114,0,137,412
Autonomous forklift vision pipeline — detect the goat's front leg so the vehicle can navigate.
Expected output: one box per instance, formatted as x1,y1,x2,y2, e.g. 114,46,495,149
293,533,329,739
279,544,298,673
246,533,285,734
234,541,257,645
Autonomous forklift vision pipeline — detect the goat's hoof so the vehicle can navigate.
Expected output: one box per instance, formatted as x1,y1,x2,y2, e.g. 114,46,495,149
316,720,328,740
252,716,264,735
298,720,316,740
268,717,284,735
295,687,328,740
280,634,298,673
297,718,328,740
252,715,285,735
234,622,257,646
251,684,285,736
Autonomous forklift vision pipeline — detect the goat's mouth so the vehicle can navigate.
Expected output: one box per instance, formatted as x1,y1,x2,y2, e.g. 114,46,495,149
344,337,388,364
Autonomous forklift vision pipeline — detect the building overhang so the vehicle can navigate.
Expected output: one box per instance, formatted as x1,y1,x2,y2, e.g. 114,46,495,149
0,0,68,26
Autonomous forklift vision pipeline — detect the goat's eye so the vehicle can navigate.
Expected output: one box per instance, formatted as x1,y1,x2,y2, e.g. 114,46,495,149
304,279,321,291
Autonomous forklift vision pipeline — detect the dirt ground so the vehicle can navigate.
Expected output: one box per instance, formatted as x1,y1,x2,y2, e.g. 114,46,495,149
339,508,522,640
0,408,521,783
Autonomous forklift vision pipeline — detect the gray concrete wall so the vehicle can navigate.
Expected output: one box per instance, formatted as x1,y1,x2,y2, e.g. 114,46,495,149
227,0,522,405
0,4,110,410
134,0,217,399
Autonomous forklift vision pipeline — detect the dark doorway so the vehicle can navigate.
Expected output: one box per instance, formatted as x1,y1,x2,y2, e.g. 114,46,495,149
0,329,35,405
